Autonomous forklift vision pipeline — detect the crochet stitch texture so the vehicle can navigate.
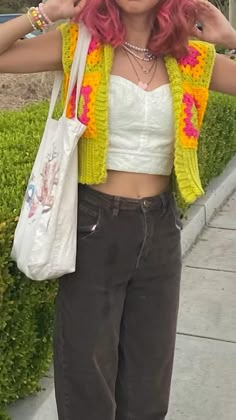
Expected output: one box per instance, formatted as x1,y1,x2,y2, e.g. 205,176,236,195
59,22,215,204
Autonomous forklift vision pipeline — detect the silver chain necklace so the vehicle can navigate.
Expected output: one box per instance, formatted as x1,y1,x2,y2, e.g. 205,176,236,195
132,54,157,74
123,44,155,62
123,48,158,90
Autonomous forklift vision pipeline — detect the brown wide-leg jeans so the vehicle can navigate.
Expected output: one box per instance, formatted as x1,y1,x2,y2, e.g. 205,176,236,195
54,184,182,420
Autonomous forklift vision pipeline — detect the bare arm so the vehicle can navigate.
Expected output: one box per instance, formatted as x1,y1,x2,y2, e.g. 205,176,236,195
192,1,236,95
210,53,236,96
0,14,35,55
0,28,63,73
0,0,87,74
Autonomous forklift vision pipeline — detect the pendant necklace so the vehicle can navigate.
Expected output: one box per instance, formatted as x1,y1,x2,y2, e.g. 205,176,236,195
123,49,158,90
132,54,157,74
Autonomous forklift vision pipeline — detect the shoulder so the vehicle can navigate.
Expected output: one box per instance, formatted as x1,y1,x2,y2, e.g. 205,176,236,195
57,22,103,74
57,22,79,74
57,21,79,39
177,40,216,87
178,40,215,65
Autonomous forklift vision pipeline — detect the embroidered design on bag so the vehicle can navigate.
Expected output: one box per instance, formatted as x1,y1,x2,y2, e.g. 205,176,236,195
25,146,60,218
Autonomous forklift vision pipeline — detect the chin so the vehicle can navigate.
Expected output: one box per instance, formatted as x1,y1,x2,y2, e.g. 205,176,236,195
115,0,161,15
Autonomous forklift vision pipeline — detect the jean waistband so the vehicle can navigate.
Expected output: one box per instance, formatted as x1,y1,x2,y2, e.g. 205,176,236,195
79,184,173,213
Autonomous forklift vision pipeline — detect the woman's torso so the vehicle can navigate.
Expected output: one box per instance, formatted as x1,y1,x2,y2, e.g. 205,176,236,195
90,48,173,199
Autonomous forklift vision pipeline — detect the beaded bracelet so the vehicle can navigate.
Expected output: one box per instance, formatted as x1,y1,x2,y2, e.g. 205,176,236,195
27,5,54,31
26,10,38,31
27,7,44,31
38,2,53,25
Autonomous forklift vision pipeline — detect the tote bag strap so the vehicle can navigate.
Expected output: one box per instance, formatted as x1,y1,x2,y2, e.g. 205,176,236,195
48,22,92,119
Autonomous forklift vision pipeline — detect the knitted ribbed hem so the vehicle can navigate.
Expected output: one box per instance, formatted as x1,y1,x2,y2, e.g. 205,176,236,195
165,40,216,204
174,141,204,204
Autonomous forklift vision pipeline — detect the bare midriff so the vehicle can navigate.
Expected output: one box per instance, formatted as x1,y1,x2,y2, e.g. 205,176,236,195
89,48,171,199
90,171,170,199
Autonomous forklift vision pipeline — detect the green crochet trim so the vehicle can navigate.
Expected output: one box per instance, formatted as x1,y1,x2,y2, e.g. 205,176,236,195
59,22,216,204
165,41,215,203
78,45,114,184
165,56,202,204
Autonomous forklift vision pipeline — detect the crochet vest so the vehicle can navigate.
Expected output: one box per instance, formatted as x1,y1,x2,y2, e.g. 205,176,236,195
59,23,215,204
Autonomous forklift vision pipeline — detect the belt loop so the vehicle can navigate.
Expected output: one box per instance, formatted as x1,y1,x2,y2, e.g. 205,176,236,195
112,196,120,217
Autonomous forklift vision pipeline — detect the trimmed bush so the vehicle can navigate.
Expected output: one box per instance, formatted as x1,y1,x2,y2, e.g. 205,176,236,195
0,92,236,418
0,103,58,419
215,44,227,54
198,92,236,186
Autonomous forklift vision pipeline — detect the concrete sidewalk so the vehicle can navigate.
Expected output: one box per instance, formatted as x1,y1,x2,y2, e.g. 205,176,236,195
167,191,236,420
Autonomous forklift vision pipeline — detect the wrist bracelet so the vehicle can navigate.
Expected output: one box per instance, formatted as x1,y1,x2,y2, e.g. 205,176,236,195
27,6,55,32
38,3,53,25
26,10,38,31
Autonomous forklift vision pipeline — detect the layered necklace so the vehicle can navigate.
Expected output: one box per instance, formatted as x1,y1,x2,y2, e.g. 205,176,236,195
122,41,158,90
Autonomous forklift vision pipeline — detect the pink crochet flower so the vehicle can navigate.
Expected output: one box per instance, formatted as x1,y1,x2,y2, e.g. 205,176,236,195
183,93,199,139
79,85,92,125
179,46,200,67
88,38,100,54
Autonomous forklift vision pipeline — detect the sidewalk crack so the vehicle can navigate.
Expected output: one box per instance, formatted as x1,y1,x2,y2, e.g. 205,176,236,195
177,332,236,344
208,225,236,231
184,265,236,274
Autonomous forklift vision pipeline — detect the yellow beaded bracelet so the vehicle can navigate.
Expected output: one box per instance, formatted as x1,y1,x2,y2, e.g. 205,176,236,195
27,7,46,31
26,10,38,31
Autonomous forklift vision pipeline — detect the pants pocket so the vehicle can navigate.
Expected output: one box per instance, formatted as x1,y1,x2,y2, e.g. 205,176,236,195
78,202,101,240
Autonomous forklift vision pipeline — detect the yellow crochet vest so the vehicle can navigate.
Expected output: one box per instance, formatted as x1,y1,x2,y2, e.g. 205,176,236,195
59,23,215,204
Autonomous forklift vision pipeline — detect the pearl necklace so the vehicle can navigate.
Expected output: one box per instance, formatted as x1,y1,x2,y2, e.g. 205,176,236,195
123,44,155,62
124,41,149,53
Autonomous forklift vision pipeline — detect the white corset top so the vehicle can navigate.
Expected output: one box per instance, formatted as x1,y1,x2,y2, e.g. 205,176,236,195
107,76,175,176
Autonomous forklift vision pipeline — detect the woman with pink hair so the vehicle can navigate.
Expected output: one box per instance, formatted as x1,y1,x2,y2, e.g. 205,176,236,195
0,1,236,419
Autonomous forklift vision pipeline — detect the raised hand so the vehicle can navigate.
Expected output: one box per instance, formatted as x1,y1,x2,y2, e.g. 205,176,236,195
44,0,87,22
191,0,236,48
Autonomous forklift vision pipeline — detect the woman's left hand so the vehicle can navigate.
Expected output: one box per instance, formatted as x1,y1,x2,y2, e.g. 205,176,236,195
191,0,236,49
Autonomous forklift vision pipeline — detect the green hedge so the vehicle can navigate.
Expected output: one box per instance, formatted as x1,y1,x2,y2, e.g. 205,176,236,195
0,92,236,419
0,103,58,420
198,92,236,186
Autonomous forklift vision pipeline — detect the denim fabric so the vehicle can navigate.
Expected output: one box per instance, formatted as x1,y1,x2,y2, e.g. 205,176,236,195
53,185,182,420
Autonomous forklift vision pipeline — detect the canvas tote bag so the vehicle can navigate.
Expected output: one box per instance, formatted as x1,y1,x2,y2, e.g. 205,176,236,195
11,23,92,281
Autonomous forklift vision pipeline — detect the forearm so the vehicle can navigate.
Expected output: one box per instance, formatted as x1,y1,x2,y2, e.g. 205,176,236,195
0,3,57,56
224,30,236,50
0,15,33,55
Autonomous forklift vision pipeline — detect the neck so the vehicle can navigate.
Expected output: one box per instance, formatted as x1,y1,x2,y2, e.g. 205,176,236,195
121,14,154,49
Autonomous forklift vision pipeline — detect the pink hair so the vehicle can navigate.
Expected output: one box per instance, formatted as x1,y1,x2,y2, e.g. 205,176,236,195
78,0,197,58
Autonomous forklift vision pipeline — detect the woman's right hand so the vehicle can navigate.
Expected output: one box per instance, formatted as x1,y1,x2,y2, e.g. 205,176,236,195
0,0,88,74
44,0,87,22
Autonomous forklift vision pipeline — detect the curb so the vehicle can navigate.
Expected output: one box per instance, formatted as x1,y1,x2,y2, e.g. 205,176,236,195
181,155,236,256
7,155,236,420
7,368,57,420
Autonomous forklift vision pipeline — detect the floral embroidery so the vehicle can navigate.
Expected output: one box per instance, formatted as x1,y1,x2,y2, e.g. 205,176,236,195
25,147,59,219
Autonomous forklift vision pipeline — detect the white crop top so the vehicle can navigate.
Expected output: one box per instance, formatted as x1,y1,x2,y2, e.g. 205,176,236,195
107,75,175,176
